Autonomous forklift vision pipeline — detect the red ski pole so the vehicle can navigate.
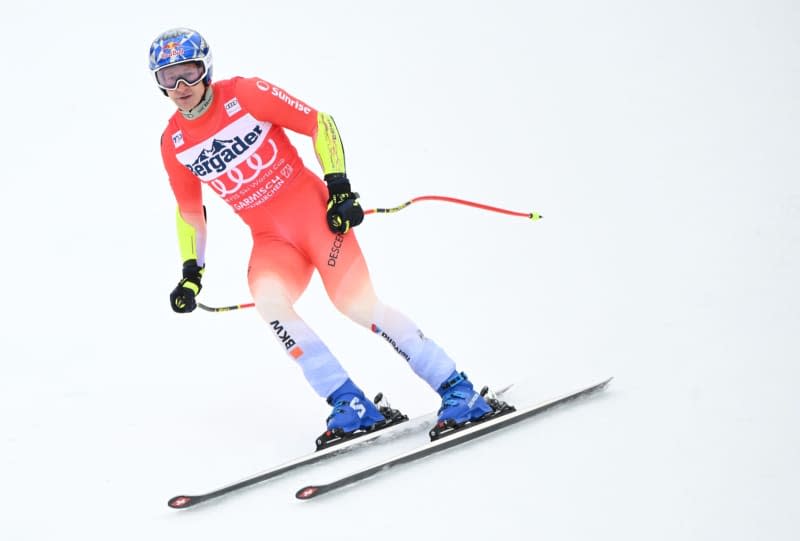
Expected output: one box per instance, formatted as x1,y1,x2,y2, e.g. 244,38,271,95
364,194,541,220
197,194,540,312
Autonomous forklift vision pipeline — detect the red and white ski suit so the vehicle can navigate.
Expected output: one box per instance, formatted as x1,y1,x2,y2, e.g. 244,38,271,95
160,77,455,398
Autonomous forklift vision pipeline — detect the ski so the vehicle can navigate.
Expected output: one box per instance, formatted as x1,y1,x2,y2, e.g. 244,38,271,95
167,384,513,509
295,377,612,500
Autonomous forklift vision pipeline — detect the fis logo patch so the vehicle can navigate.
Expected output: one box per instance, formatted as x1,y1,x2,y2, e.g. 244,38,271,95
171,130,184,148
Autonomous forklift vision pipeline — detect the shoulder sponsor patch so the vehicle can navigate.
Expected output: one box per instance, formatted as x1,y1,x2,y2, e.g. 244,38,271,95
171,130,184,148
270,86,311,114
224,97,241,116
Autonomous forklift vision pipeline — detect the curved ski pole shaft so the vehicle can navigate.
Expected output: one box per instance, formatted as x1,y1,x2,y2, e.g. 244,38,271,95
364,195,541,220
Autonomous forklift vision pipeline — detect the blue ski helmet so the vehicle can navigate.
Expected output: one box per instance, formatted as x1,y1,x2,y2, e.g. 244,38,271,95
148,28,213,93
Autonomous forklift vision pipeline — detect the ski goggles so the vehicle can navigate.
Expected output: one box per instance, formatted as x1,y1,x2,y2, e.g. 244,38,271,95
154,60,207,91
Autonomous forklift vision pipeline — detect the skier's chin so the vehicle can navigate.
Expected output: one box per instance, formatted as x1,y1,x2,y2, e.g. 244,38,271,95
177,96,198,109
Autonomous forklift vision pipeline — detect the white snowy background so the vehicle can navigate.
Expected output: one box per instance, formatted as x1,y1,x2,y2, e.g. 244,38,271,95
1,1,798,539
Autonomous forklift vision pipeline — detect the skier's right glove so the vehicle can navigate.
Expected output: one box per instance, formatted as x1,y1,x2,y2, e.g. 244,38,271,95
169,259,204,313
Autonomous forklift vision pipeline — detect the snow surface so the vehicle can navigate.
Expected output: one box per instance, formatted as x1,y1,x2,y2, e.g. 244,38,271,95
1,1,798,539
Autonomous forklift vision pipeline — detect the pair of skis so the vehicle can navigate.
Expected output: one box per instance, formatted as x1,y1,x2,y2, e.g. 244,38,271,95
168,377,611,508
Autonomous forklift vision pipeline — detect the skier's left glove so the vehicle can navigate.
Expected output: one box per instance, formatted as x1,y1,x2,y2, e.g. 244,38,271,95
170,259,204,313
324,173,364,234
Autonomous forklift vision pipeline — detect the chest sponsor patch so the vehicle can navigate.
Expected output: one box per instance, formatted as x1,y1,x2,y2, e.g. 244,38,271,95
176,114,283,203
177,114,271,181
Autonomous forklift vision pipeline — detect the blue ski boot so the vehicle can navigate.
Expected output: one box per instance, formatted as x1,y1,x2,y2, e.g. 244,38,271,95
324,378,386,430
316,381,408,450
435,371,493,426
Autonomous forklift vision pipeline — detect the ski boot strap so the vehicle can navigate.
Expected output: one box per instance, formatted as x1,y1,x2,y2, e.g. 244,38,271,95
439,371,467,392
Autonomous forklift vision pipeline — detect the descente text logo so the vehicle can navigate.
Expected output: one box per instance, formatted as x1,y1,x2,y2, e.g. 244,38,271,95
327,234,344,267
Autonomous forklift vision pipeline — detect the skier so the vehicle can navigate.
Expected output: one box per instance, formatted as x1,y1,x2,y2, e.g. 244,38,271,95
149,27,493,441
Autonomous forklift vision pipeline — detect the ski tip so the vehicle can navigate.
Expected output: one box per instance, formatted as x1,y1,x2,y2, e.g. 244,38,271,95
590,377,614,394
168,495,194,509
591,377,613,390
295,485,320,500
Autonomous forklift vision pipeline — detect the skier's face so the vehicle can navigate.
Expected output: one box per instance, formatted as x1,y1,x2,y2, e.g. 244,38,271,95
166,80,206,111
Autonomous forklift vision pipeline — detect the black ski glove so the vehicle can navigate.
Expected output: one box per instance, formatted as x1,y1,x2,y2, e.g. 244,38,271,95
324,173,364,234
170,259,204,313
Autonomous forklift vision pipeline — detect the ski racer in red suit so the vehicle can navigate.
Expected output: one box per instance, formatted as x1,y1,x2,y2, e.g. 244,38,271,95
149,28,493,441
